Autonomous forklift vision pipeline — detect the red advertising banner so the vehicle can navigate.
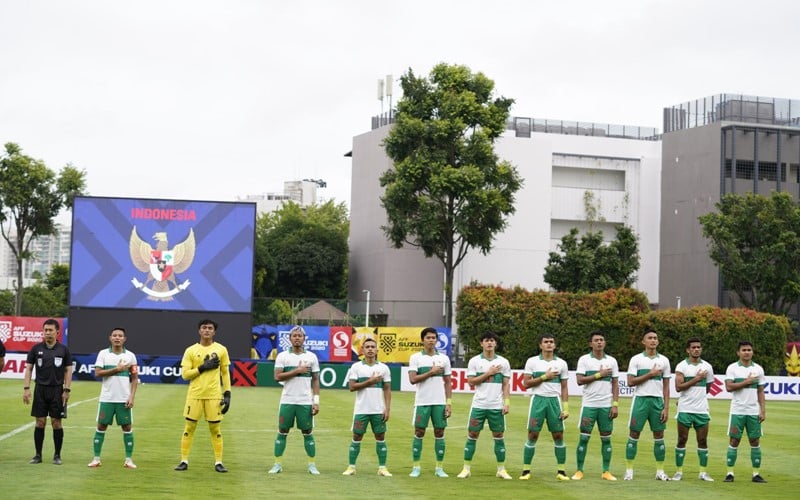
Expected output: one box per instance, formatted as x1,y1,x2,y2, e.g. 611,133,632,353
328,327,353,362
0,316,66,351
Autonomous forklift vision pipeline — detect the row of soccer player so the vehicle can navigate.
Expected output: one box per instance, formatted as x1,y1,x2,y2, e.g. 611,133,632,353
19,320,767,483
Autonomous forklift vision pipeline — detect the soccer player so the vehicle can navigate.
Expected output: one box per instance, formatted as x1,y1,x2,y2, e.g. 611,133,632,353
22,319,73,465
672,337,715,481
174,319,232,473
268,325,321,475
572,330,620,481
408,327,452,478
456,332,512,480
723,340,767,483
624,329,671,481
88,327,139,469
519,333,570,481
342,337,392,477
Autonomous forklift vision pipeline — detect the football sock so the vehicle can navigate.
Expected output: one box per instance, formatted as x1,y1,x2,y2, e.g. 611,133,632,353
654,439,666,462
434,437,446,462
726,445,738,467
523,439,537,466
698,447,709,468
675,447,686,468
303,433,316,458
600,435,612,471
34,427,44,455
349,440,361,465
576,434,590,470
181,420,198,461
376,440,387,467
123,430,134,458
750,446,761,469
274,432,288,458
554,439,566,466
625,437,638,460
93,430,106,457
494,437,506,463
412,436,423,462
53,428,64,455
209,422,223,462
464,437,477,461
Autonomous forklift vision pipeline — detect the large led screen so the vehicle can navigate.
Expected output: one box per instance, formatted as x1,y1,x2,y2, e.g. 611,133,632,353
70,197,256,313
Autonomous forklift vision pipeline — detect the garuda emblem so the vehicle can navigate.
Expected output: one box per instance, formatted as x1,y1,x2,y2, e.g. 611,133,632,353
129,226,196,301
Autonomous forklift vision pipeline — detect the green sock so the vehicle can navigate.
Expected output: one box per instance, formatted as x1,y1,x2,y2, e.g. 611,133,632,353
625,438,638,461
726,446,738,467
464,438,477,461
600,436,612,472
576,434,590,470
494,437,506,463
434,437,446,462
376,440,388,467
675,447,686,468
274,433,287,458
348,440,361,466
523,439,536,466
654,439,666,462
698,448,709,468
303,433,316,458
93,430,105,457
751,446,762,469
123,431,134,458
554,439,566,466
412,436,423,462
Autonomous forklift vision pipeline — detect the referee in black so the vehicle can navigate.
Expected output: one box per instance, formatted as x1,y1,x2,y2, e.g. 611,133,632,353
22,319,73,465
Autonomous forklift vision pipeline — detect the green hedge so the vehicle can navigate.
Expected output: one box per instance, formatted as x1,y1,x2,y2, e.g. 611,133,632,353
456,285,790,375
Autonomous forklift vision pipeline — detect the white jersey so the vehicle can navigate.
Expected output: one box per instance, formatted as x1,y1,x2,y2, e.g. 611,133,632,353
524,355,568,398
466,353,511,409
576,352,619,408
627,352,672,397
274,349,320,405
725,361,766,415
409,350,451,406
349,360,391,415
94,348,138,403
675,358,714,414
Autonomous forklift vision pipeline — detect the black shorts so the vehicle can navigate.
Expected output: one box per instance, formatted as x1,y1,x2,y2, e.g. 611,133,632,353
31,385,65,419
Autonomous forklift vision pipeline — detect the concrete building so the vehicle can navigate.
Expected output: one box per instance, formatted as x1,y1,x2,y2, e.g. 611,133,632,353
660,94,800,309
0,224,69,289
239,179,324,214
348,117,662,327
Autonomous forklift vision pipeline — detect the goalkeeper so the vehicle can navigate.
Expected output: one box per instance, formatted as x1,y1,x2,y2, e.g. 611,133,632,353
174,319,232,473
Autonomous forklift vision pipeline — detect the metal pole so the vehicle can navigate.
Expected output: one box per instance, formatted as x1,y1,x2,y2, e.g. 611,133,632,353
362,289,371,328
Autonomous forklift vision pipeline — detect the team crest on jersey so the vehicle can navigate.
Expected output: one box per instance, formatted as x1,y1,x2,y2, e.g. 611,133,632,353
54,357,62,367
129,226,196,301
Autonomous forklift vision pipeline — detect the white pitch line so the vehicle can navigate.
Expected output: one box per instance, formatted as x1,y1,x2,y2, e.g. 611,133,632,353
0,396,98,442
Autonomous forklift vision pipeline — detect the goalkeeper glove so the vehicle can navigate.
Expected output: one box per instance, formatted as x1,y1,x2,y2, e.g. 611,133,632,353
198,355,220,373
221,391,231,414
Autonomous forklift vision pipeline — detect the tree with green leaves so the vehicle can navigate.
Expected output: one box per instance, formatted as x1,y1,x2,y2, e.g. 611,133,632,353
0,143,87,315
699,191,800,315
380,63,522,327
544,226,640,293
255,200,349,299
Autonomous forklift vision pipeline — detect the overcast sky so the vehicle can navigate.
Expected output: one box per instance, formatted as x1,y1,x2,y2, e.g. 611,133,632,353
2,0,799,218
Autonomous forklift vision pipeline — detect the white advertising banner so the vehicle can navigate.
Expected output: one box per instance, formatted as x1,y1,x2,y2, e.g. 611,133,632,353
400,367,800,402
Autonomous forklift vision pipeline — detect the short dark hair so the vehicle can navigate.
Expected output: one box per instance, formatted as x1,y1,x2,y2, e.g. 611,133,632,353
362,337,377,347
480,332,499,342
43,318,59,331
198,319,218,330
538,333,555,344
588,330,605,342
642,328,657,338
420,327,438,341
111,327,127,335
686,337,701,348
737,340,753,350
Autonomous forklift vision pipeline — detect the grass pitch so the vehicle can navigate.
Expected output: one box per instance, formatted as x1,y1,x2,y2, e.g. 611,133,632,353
0,379,794,499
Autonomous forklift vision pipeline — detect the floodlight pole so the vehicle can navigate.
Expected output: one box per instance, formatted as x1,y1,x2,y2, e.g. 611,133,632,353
362,289,371,328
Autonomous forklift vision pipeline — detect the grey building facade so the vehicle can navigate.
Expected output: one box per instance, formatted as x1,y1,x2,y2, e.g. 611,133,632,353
660,94,800,309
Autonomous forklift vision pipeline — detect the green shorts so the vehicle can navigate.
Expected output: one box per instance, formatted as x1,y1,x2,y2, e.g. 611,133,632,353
278,404,313,431
728,414,762,439
352,414,387,435
677,412,710,429
468,407,505,433
527,396,564,433
628,396,665,433
413,405,448,430
97,402,132,426
579,406,614,434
